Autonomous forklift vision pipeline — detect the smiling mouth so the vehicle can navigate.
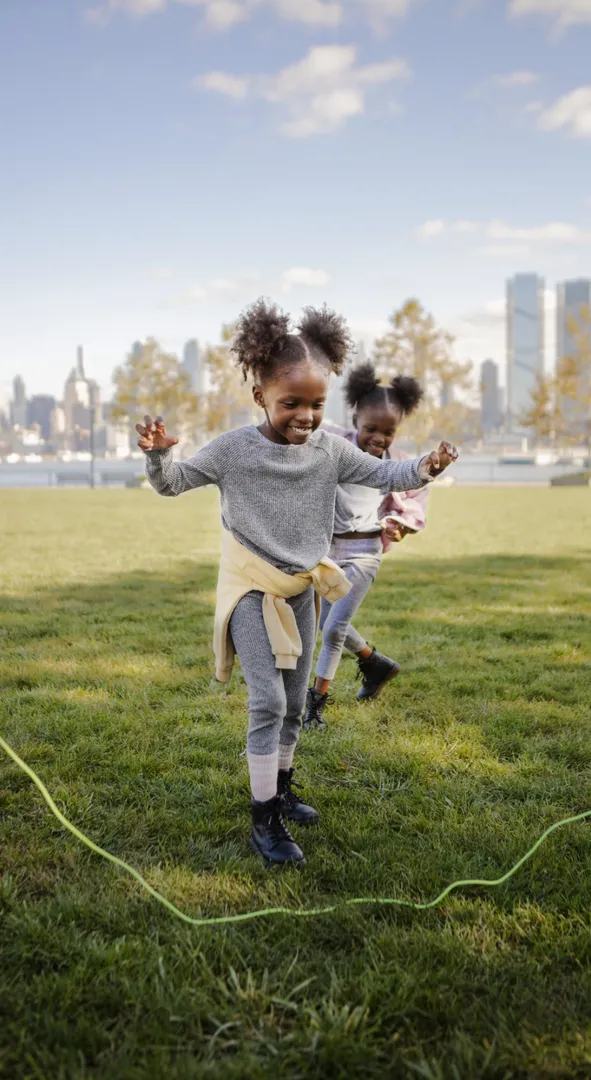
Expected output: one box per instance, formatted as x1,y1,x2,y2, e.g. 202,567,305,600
289,427,312,436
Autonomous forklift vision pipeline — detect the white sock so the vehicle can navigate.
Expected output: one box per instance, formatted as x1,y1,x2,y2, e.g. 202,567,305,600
248,751,279,803
278,743,295,772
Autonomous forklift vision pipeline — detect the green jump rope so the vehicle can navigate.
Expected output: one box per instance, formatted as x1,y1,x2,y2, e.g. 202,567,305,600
2,733,589,928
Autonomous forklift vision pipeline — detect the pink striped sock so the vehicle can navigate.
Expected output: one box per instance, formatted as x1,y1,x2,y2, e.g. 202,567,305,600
248,751,279,802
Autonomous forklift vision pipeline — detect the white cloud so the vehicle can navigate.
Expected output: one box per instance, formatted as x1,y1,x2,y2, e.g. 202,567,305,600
417,219,446,237
86,0,415,28
199,71,250,98
508,0,591,28
538,87,591,138
487,219,588,241
417,218,591,244
280,267,330,290
524,99,544,113
199,45,411,137
493,69,540,87
274,0,343,25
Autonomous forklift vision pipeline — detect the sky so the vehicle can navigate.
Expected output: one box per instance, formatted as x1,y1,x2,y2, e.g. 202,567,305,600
1,0,591,403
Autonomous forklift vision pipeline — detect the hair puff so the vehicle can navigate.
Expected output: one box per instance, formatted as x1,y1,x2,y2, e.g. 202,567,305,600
232,298,292,382
344,362,381,409
298,305,353,377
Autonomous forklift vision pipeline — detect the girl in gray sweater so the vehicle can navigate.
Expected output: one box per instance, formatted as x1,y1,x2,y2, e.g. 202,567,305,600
136,299,457,867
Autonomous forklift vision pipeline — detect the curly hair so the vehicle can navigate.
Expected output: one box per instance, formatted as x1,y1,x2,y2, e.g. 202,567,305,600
345,362,424,417
232,298,353,384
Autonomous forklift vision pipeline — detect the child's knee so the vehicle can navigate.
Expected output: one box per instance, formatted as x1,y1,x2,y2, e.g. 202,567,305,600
323,622,348,651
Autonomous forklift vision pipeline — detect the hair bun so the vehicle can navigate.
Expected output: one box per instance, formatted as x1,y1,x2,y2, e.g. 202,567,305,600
344,362,380,409
232,298,291,380
389,375,424,414
298,305,352,376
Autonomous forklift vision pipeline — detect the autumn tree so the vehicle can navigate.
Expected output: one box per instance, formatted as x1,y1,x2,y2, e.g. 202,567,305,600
520,374,555,444
522,306,591,450
555,305,591,449
111,339,199,454
373,299,474,448
203,323,257,435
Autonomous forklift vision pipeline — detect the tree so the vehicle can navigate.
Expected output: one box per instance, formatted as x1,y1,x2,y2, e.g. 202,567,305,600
521,306,591,451
203,324,257,435
555,305,591,450
520,374,555,444
373,299,474,448
111,339,199,454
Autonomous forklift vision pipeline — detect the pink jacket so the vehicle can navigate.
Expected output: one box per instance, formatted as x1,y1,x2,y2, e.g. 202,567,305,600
322,421,429,553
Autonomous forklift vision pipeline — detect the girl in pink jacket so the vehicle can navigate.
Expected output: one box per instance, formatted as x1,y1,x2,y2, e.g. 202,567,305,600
304,362,429,730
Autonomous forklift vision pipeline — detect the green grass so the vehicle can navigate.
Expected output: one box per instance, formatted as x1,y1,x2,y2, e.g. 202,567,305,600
1,486,591,1080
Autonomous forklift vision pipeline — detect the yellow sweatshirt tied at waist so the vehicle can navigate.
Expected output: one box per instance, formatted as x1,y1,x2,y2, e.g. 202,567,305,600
214,531,352,683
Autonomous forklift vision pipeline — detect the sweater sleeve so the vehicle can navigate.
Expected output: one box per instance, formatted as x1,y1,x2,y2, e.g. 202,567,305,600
330,435,429,493
144,438,225,497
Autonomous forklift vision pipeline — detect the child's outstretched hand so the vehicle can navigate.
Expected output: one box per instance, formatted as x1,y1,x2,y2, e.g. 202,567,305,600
422,441,458,478
135,414,178,452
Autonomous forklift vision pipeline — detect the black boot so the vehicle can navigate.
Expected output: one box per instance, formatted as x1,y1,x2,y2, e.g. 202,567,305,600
302,687,332,731
278,769,319,827
356,648,400,702
250,795,306,866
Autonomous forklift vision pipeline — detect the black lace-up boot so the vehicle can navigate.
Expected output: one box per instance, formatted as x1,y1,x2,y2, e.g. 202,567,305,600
356,648,400,702
277,768,319,826
302,687,332,731
250,795,306,866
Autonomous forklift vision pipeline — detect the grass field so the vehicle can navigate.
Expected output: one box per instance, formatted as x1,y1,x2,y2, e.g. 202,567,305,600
1,486,591,1080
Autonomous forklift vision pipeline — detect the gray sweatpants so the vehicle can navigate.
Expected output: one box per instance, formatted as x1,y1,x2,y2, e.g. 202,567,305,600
229,587,316,757
316,536,383,682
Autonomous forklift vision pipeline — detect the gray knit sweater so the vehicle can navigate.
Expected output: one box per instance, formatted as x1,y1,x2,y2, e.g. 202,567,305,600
145,425,429,573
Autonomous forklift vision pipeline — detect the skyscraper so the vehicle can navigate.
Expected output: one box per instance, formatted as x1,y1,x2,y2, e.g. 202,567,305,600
323,342,364,427
182,339,205,396
10,375,28,428
506,274,545,430
556,279,591,437
556,279,591,366
480,359,501,433
28,395,56,441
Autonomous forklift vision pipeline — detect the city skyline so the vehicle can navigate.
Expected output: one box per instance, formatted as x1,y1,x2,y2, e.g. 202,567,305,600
2,3,591,398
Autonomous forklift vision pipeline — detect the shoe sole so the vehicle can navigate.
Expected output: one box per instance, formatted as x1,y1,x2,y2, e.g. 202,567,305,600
357,663,401,703
250,836,306,868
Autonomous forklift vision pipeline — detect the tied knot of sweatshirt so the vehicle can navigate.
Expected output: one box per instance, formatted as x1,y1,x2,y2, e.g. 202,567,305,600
214,531,352,683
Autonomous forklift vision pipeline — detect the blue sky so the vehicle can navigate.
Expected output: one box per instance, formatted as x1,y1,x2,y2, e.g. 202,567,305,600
1,0,591,402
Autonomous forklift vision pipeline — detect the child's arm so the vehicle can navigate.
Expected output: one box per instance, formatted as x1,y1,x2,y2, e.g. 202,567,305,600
136,414,223,496
331,435,457,491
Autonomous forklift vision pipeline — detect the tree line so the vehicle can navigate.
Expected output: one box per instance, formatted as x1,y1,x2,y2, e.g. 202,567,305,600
110,300,591,452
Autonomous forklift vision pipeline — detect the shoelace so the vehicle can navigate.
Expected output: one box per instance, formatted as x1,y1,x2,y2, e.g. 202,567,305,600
264,807,295,846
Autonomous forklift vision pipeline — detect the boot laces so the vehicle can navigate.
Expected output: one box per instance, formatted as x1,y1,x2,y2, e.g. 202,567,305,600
265,805,295,846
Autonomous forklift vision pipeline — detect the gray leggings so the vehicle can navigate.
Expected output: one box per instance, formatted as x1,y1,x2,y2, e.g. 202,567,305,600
316,537,383,682
229,587,316,756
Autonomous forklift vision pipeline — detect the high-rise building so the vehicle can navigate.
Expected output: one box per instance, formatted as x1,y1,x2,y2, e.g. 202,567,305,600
10,375,28,428
556,279,591,436
480,359,501,433
182,339,205,396
556,279,591,366
506,273,545,430
28,395,56,441
63,346,102,450
324,342,364,427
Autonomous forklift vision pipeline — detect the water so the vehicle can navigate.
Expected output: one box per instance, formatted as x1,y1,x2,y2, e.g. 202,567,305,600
0,455,587,489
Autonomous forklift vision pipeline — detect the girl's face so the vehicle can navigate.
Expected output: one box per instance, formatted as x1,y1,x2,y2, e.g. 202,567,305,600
253,361,329,445
355,402,402,458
